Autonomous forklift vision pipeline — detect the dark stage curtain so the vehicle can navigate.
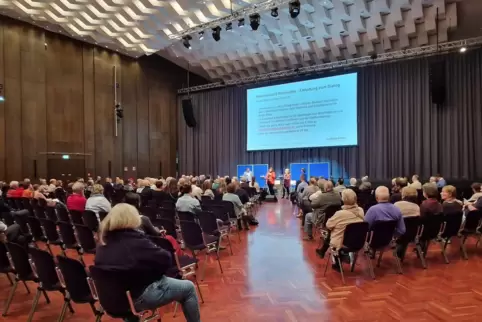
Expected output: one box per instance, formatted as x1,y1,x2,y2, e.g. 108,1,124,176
178,49,482,181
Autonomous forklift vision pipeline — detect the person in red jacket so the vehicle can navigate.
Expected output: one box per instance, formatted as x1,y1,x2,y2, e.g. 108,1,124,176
7,181,24,198
266,167,276,197
66,182,87,212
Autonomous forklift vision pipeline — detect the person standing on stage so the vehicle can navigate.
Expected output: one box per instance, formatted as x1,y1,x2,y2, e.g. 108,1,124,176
266,167,276,196
243,167,253,183
282,169,291,199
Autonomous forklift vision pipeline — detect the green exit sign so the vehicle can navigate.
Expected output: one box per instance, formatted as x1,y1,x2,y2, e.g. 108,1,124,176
62,155,70,160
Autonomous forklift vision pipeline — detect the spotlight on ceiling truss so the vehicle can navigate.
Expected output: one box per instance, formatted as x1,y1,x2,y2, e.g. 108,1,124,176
271,8,279,17
182,35,192,49
226,22,233,31
212,26,221,41
238,18,245,28
199,31,204,40
289,0,301,18
249,13,261,30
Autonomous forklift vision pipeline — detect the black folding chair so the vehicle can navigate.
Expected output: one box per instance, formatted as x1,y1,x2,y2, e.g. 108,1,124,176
178,211,197,222
159,207,176,222
28,248,74,322
161,200,176,210
198,210,233,255
98,211,108,222
148,235,204,318
151,218,177,239
74,224,97,254
365,220,402,278
322,204,342,226
57,207,71,222
3,242,40,317
439,211,464,263
0,241,14,285
13,211,31,236
82,210,100,232
45,206,58,222
57,221,84,263
69,210,84,225
179,220,223,280
88,266,162,321
460,210,482,259
39,218,65,255
323,221,369,284
26,216,47,244
219,200,242,240
140,206,157,222
22,198,34,216
1,211,15,226
201,195,212,203
395,216,423,263
56,256,104,322
417,214,444,268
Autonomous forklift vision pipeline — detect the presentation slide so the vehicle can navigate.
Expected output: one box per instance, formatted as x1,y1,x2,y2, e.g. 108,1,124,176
247,73,358,151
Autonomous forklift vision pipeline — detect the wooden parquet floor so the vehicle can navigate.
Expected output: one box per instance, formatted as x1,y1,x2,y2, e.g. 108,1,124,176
2,199,482,321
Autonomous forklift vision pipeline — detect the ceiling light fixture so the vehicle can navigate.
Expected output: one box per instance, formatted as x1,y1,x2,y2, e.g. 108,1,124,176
226,22,233,31
212,26,221,41
199,31,204,40
460,47,467,53
271,8,279,17
238,18,245,28
289,0,301,19
249,14,260,31
182,35,192,49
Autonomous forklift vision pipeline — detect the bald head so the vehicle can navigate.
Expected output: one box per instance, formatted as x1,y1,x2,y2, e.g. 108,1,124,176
324,180,334,192
375,186,390,202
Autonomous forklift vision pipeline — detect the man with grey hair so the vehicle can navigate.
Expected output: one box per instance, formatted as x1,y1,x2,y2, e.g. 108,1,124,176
347,177,359,194
66,181,87,212
304,181,342,240
364,186,405,236
191,177,203,200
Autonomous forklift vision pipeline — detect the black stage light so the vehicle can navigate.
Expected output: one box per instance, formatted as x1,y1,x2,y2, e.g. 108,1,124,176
271,8,279,17
289,0,301,18
199,31,204,40
238,18,245,27
249,13,260,30
182,35,192,49
226,22,233,31
212,26,221,41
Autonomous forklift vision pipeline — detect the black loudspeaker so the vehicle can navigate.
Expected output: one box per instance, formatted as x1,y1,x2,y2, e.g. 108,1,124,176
429,61,446,105
182,98,197,128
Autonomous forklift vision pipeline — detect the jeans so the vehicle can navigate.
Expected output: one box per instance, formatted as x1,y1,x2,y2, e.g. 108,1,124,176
267,183,275,196
132,276,201,322
304,212,314,237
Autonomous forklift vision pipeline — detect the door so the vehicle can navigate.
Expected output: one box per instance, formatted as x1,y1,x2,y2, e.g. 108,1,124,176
47,158,86,182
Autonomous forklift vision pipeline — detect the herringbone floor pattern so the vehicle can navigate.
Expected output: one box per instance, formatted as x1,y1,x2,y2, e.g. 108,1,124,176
2,200,482,321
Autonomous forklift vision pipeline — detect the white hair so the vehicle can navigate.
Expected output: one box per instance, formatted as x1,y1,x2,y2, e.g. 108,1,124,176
375,186,390,202
9,181,19,188
72,181,84,193
349,178,357,186
361,176,369,182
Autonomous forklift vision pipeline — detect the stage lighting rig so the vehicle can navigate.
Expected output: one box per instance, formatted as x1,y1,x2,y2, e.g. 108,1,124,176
249,14,260,30
212,26,221,41
289,0,301,18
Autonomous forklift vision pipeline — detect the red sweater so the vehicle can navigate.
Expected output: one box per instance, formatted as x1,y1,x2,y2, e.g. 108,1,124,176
67,193,87,212
7,188,25,198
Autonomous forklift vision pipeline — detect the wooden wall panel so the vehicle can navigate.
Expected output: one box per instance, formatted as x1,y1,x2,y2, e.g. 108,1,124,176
0,21,6,180
4,22,22,180
0,16,204,181
21,27,47,179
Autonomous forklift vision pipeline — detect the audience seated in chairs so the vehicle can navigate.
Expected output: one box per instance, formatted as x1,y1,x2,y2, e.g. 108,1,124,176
390,177,408,204
85,184,112,218
191,177,203,201
166,178,180,203
202,180,214,199
176,184,202,214
94,204,201,322
346,178,359,194
333,178,346,194
394,186,420,217
7,181,24,198
465,182,482,205
223,183,250,230
124,192,163,237
304,181,342,241
66,182,87,212
441,185,463,214
301,177,319,201
420,183,443,217
315,189,365,269
364,186,406,236
151,180,168,205
21,182,34,199
410,174,422,190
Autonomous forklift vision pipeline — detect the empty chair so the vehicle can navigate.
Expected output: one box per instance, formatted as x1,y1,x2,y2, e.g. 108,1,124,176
28,248,74,322
365,220,402,278
13,212,31,236
158,207,176,221
26,216,47,244
39,218,65,255
140,206,157,222
57,207,71,223
56,256,104,322
439,211,464,263
22,198,34,216
98,211,108,222
395,216,423,263
323,222,369,284
219,200,241,240
178,211,197,222
74,224,97,254
57,222,83,262
82,210,100,232
179,220,223,280
69,210,84,225
161,200,175,210
44,207,58,222
3,242,39,317
151,218,177,240
198,210,233,255
460,210,482,259
88,266,162,321
0,242,14,285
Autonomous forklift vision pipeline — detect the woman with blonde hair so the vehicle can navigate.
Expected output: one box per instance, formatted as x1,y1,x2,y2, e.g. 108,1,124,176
95,204,201,321
85,184,111,217
282,168,291,199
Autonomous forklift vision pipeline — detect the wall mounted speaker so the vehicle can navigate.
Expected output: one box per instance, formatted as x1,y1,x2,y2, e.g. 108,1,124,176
182,98,197,128
429,61,446,106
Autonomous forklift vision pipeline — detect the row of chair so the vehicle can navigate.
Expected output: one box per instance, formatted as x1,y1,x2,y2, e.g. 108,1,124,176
323,210,482,284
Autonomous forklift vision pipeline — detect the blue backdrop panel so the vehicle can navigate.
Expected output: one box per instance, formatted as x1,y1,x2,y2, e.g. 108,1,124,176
237,164,254,179
253,164,268,188
309,162,330,179
290,163,309,186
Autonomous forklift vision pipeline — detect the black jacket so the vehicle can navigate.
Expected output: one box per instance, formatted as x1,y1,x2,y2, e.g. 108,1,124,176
94,229,171,299
236,188,250,204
